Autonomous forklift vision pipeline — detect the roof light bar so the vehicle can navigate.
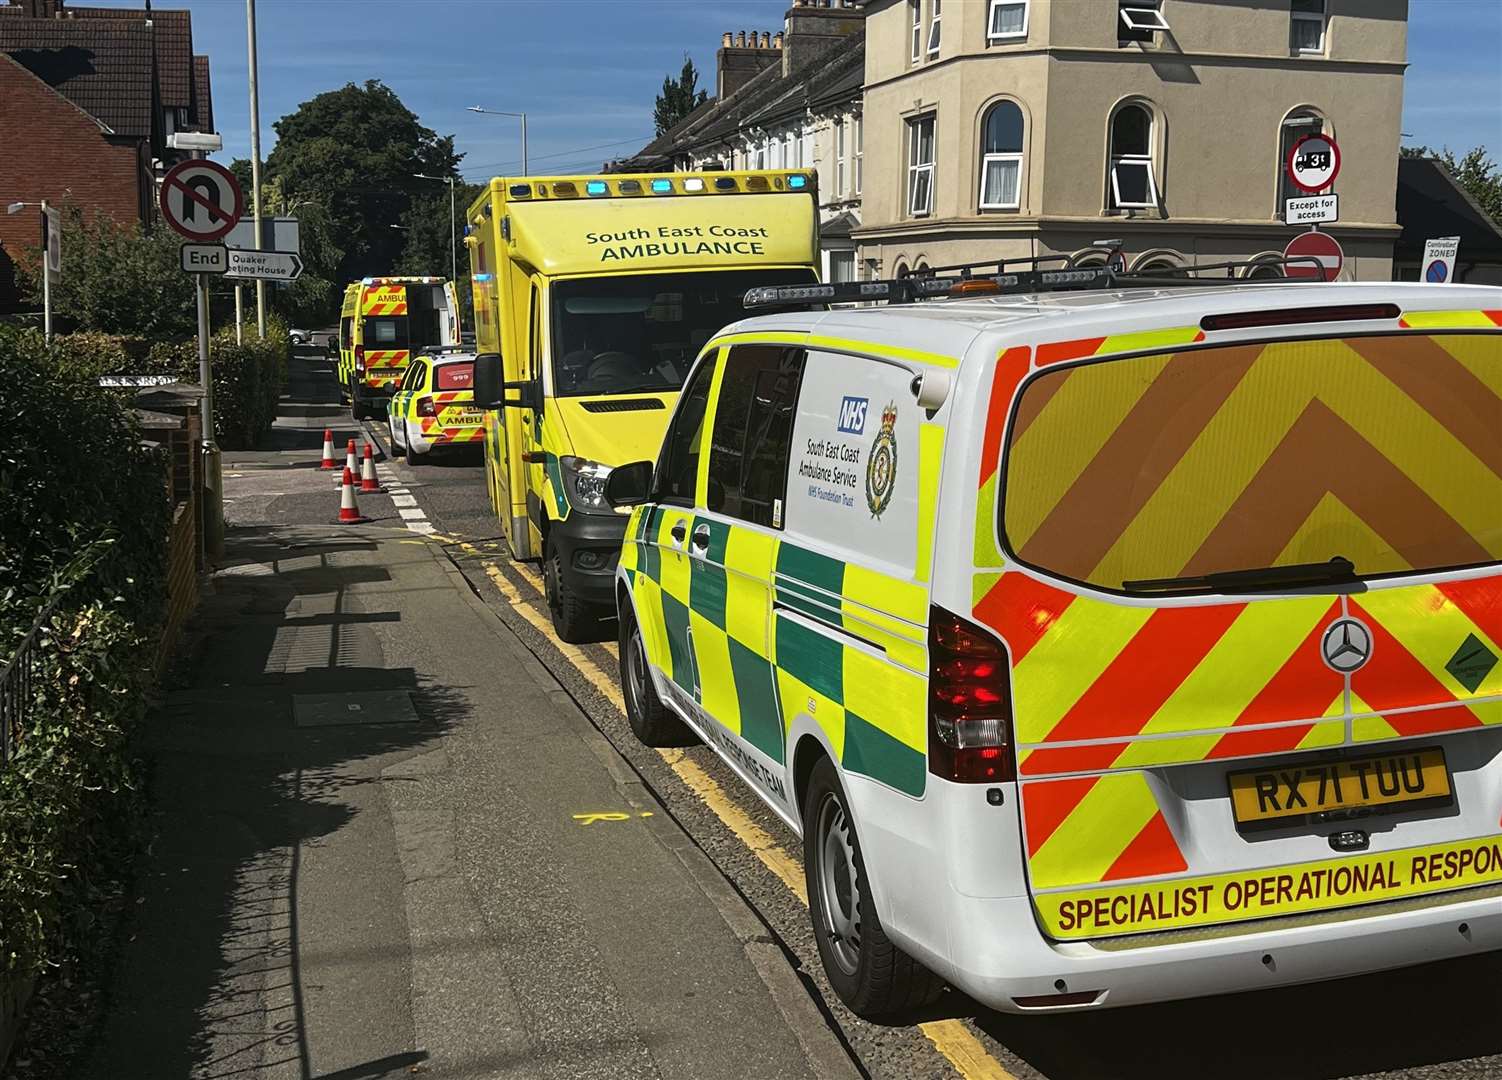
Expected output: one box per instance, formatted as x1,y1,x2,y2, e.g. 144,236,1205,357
552,181,578,197
682,178,705,192
715,177,738,191
618,180,642,194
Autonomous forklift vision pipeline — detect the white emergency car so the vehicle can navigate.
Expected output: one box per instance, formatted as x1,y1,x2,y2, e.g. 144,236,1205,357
605,266,1502,1017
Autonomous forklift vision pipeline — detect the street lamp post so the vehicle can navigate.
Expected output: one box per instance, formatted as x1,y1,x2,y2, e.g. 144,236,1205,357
246,0,266,338
467,106,529,174
7,199,54,341
413,173,457,283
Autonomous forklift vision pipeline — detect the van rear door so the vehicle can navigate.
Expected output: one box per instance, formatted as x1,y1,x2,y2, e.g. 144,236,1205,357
974,327,1502,941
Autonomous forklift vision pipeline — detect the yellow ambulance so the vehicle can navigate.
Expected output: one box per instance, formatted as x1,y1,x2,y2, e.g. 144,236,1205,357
338,276,461,420
466,170,819,641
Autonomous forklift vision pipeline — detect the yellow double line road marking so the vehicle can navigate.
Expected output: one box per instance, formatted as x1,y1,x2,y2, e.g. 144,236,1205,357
479,556,1016,1080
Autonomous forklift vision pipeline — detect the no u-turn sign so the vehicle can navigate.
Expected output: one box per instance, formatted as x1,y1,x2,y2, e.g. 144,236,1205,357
159,159,243,242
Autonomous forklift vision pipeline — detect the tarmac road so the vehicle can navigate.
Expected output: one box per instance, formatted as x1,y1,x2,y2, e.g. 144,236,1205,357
281,344,1502,1080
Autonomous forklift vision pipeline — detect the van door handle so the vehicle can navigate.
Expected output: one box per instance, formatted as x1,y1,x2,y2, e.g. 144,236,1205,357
690,523,710,550
670,520,687,546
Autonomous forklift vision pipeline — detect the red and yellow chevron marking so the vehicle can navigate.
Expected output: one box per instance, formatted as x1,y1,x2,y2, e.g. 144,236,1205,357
1396,309,1502,330
974,347,1031,567
1023,772,1187,889
362,349,410,370
970,329,1502,776
361,287,408,316
1036,325,1205,366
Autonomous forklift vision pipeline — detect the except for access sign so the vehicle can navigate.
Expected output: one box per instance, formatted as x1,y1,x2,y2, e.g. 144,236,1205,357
180,243,227,274
1285,133,1341,193
160,159,243,242
225,248,304,281
1285,193,1338,226
1284,230,1344,281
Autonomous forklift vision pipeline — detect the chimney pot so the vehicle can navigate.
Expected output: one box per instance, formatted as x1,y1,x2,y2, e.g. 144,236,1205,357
736,30,746,47
773,31,784,48
722,31,733,47
761,31,771,48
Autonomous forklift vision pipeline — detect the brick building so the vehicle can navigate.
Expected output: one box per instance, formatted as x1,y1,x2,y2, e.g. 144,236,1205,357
0,0,213,312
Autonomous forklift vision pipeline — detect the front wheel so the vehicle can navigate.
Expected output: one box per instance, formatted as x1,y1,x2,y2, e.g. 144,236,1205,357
544,535,599,644
803,757,943,1019
619,600,694,746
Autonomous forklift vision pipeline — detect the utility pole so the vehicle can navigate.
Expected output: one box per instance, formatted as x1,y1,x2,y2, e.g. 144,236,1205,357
246,0,266,337
40,199,52,342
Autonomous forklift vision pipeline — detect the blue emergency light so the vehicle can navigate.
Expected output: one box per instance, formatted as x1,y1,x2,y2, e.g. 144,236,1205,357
508,184,531,198
586,181,609,196
652,179,674,194
788,174,808,190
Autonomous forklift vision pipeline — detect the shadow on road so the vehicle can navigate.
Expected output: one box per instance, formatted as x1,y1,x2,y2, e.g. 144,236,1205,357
80,526,469,1080
971,950,1502,1079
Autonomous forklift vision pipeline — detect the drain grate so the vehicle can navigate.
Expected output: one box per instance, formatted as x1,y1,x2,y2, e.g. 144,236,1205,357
292,690,419,728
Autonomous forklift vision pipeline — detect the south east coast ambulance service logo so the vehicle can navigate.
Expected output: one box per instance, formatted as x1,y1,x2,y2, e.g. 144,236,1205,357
865,402,898,519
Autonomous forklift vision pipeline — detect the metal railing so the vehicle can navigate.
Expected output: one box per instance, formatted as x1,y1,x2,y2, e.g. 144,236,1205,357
0,591,64,767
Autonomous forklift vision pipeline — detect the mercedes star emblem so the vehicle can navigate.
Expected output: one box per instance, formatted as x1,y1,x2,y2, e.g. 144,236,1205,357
1321,617,1373,673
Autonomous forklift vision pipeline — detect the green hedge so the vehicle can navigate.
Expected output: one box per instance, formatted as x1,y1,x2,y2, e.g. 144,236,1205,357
35,321,290,451
0,329,169,981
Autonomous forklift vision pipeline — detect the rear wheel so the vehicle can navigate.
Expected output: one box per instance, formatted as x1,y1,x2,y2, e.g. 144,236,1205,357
544,534,598,644
406,423,428,466
388,414,405,457
803,756,943,1019
619,600,694,746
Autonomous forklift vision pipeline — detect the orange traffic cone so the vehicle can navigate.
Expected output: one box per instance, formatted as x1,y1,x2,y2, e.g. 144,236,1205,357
338,437,358,484
360,441,382,493
319,429,337,469
336,466,369,524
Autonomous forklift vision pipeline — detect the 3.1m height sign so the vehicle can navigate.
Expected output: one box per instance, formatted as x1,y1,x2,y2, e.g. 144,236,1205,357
159,160,243,242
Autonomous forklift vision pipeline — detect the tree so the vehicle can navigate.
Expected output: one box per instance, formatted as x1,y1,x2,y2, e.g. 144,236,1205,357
21,206,195,337
264,81,461,289
654,55,708,137
1400,144,1502,225
397,181,483,326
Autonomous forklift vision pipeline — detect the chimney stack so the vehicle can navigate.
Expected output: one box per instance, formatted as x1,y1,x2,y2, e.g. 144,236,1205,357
782,0,863,76
717,25,783,99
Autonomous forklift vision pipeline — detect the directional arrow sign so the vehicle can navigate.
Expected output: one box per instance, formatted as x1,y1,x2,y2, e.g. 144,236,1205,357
225,249,303,281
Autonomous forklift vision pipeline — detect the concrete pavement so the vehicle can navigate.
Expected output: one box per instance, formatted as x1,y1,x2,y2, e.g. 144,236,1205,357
79,352,857,1080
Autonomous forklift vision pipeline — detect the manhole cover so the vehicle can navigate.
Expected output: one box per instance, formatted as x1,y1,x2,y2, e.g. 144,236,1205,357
292,691,419,728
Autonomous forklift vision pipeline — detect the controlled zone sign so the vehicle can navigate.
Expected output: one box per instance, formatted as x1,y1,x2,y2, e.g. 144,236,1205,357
1284,230,1344,281
1285,133,1341,194
159,159,243,242
1422,236,1460,283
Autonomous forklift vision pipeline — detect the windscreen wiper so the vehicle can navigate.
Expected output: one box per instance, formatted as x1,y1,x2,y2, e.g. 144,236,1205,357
1123,556,1356,595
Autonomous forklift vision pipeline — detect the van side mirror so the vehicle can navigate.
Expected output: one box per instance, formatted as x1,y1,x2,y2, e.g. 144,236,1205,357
474,352,503,408
605,461,654,508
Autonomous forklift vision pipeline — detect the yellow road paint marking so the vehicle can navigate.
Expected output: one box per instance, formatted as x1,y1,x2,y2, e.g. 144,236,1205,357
919,1021,1020,1080
484,561,1014,1080
573,812,630,825
658,749,809,904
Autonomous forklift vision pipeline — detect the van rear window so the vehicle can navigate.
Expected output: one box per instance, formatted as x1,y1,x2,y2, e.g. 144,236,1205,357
1001,333,1502,592
434,362,474,391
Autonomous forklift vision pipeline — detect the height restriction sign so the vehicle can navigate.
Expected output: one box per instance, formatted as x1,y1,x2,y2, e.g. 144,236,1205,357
1285,133,1341,194
159,159,243,242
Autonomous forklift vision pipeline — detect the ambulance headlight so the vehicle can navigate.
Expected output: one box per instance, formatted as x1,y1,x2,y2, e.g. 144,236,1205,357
558,456,613,513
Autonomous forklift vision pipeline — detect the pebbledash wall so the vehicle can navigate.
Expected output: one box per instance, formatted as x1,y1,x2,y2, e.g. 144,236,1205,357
854,0,1406,280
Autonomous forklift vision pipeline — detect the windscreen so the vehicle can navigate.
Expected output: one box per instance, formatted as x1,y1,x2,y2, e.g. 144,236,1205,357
1001,333,1502,593
550,267,814,397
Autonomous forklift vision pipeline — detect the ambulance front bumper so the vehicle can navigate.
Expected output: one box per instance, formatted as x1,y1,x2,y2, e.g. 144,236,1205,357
938,885,1502,1013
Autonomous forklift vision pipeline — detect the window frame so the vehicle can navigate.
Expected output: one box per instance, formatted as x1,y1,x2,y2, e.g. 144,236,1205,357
1291,0,1326,53
987,0,1030,42
1117,1,1167,45
910,0,922,62
927,0,942,56
835,118,847,197
705,345,808,530
854,114,863,194
1107,102,1159,211
907,114,936,218
978,100,1025,211
652,352,719,508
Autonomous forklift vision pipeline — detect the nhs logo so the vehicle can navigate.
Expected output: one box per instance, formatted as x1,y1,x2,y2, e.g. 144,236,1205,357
837,396,869,435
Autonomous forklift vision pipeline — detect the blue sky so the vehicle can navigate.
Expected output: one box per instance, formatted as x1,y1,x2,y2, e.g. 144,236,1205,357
92,0,1502,173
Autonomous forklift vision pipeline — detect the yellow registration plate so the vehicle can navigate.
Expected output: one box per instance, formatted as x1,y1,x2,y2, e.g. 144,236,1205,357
1229,747,1451,825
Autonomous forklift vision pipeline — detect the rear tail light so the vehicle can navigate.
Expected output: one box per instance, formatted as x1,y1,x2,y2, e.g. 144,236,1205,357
416,397,436,417
928,605,1015,783
354,344,365,372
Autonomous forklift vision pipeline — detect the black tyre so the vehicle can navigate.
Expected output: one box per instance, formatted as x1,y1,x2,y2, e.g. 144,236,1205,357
543,535,599,644
803,756,944,1019
406,427,428,466
619,600,695,747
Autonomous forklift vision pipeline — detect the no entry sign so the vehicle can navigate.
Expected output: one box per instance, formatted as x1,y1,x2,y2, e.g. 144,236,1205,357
159,159,243,242
1284,231,1344,281
1285,133,1341,194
